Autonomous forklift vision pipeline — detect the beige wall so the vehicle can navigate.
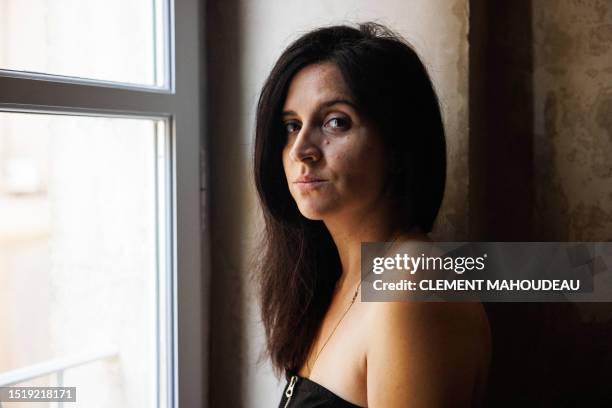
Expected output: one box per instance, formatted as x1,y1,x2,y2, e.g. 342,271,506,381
466,2,612,404
533,0,612,241
206,1,470,406
532,0,612,378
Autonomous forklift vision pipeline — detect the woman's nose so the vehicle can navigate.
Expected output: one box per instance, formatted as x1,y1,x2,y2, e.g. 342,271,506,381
289,125,322,163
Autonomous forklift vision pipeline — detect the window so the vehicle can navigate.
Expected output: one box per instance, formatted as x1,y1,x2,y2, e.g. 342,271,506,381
0,0,168,87
0,1,205,407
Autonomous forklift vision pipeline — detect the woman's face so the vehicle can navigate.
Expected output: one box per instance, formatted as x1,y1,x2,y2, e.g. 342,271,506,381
281,62,389,221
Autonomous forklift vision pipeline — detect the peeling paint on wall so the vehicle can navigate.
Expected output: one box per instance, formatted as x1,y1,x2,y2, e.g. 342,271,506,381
533,0,612,241
430,0,470,241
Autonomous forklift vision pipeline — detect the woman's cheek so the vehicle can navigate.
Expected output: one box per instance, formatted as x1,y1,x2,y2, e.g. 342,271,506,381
337,153,366,190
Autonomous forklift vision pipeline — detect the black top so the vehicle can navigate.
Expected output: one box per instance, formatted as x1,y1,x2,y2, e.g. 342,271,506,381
278,372,363,408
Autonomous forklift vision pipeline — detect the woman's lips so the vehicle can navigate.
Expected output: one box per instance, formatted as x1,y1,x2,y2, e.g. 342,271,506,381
293,180,328,192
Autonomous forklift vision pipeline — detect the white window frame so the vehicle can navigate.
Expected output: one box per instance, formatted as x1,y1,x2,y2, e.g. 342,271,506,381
0,0,208,407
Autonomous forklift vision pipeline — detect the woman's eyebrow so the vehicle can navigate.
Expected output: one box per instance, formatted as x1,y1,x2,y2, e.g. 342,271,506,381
281,110,297,118
319,98,357,110
281,98,357,117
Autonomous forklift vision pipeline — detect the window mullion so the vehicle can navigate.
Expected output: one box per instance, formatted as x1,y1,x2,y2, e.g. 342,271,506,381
0,76,177,116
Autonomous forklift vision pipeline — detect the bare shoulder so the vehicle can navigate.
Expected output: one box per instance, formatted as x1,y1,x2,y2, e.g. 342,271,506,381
365,301,490,362
364,301,491,407
367,300,489,335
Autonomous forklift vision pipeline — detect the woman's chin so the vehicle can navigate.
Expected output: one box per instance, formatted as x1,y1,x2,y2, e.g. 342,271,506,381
298,210,325,221
296,203,334,221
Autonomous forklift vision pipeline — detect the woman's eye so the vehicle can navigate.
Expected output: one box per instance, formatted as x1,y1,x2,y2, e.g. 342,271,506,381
325,117,350,131
284,121,300,135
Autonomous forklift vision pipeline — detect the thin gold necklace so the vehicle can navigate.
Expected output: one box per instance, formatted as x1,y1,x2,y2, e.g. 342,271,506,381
305,230,401,377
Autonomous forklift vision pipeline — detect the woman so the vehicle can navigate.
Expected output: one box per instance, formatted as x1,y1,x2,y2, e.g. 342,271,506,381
253,22,490,407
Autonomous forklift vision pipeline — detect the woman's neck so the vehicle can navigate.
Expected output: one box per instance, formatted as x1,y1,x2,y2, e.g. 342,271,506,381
323,199,403,293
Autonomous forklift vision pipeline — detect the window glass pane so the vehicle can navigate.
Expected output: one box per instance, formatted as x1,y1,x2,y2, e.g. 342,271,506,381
0,0,168,87
0,111,171,408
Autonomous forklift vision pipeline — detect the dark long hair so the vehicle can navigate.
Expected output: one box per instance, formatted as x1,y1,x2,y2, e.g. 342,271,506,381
253,22,446,377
